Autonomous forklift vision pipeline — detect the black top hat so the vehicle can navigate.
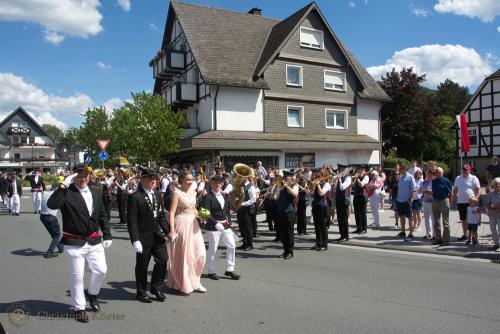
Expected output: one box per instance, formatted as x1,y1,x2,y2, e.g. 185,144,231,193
283,170,294,177
73,163,92,173
337,163,347,169
139,167,158,178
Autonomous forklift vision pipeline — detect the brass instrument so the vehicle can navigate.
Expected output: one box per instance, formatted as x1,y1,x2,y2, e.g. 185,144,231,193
229,163,254,211
94,169,106,178
306,174,334,189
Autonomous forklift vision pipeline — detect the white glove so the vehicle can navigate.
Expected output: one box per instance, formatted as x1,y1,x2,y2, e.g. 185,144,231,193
64,173,77,187
103,240,112,248
169,233,178,242
132,241,143,253
215,223,225,231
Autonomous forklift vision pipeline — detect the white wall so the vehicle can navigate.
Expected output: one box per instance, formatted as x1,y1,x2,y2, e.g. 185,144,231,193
216,87,263,131
198,86,213,132
356,99,380,140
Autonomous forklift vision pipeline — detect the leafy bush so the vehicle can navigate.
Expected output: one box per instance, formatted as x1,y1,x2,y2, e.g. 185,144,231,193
383,157,410,168
21,174,60,188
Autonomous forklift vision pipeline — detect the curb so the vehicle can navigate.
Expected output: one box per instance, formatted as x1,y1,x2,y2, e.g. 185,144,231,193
340,239,499,261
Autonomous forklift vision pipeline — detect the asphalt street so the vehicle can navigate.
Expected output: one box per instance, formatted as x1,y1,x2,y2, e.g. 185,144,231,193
1,196,499,334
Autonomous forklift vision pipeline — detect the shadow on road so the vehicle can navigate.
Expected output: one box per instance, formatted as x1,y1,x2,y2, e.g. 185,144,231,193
11,248,45,256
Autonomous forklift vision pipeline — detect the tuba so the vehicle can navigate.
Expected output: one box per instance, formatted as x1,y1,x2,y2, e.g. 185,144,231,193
229,163,254,211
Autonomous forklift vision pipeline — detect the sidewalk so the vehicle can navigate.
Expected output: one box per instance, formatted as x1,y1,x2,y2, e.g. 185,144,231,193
253,203,500,262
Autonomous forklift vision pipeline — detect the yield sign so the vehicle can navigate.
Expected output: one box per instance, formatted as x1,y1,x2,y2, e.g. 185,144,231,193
97,139,110,151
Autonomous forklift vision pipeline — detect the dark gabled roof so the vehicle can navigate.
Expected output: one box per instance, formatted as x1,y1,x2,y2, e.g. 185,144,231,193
486,69,500,81
253,2,313,78
167,1,389,101
171,1,277,89
0,106,53,139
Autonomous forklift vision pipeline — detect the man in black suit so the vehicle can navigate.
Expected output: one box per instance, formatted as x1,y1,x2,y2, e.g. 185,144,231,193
25,168,46,213
47,164,112,323
127,167,169,303
202,175,240,281
7,172,22,215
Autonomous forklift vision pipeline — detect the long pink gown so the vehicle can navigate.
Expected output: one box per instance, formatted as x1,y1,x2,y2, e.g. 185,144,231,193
167,189,206,293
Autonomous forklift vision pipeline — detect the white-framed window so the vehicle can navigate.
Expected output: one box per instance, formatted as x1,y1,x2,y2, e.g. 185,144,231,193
468,127,478,147
300,27,324,50
325,109,348,129
287,105,304,128
324,70,346,91
286,64,303,87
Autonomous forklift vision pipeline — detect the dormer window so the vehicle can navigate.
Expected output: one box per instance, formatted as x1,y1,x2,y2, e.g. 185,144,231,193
324,70,346,92
300,27,324,50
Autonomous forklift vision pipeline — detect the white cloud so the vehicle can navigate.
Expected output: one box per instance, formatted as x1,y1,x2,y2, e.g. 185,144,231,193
102,97,123,113
116,0,131,11
96,61,111,70
149,23,158,31
0,72,124,129
497,25,500,32
43,30,65,45
411,7,430,17
367,44,494,88
0,0,103,44
348,1,356,8
434,0,500,22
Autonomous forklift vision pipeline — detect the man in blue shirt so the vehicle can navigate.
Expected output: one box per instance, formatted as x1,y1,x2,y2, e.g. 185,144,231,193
396,165,416,240
431,167,453,246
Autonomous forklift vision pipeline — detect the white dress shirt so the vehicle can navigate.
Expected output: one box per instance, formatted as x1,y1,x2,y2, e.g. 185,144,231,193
339,175,352,191
77,186,93,216
240,181,257,206
213,191,225,209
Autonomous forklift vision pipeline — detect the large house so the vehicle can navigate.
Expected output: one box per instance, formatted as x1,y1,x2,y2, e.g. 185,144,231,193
150,1,389,170
452,69,500,177
0,107,66,175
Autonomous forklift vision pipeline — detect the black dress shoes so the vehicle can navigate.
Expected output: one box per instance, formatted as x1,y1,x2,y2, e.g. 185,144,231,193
236,245,247,250
316,247,327,251
339,237,349,242
284,253,294,260
224,271,241,280
208,273,220,280
310,245,319,250
87,293,100,312
243,246,253,251
334,237,342,243
272,238,281,242
150,290,166,302
136,292,153,303
75,310,89,323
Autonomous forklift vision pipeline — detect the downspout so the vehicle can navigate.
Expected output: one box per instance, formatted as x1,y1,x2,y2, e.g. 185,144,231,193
213,86,220,130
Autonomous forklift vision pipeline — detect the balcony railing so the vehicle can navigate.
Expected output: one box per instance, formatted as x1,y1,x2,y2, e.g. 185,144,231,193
12,143,55,148
150,49,186,79
5,157,62,162
163,82,198,107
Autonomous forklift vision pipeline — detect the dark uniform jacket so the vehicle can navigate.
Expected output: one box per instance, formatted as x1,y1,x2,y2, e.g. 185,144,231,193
7,180,22,198
127,188,169,248
47,183,111,246
201,190,231,231
24,175,46,192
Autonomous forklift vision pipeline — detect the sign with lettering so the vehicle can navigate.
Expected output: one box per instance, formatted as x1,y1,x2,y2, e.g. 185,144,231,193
285,153,315,168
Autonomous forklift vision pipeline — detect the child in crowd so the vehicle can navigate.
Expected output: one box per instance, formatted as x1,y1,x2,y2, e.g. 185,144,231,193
466,196,481,245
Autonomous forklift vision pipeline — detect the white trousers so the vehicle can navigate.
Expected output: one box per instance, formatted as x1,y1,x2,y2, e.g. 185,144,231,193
64,243,107,311
423,201,433,237
32,191,42,212
10,194,20,214
369,193,381,227
488,212,500,246
206,229,236,274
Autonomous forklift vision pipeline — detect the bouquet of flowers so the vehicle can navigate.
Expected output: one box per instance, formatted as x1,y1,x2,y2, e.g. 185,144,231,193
198,208,211,220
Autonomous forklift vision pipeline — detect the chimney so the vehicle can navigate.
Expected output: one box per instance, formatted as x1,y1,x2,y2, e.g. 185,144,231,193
248,7,262,16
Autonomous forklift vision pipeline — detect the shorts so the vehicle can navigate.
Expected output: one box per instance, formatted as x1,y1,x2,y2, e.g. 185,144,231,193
412,199,422,211
457,203,469,221
397,201,412,218
467,224,478,232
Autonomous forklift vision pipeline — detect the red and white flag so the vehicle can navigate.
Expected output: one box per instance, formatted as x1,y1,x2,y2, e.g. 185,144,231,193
456,114,470,153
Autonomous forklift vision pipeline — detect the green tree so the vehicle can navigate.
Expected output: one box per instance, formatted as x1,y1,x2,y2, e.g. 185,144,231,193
379,67,437,160
60,127,81,150
78,106,113,162
110,91,185,164
42,124,64,142
422,115,455,163
434,79,470,116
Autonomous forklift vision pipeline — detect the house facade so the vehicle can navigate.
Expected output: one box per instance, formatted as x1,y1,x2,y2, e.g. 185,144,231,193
150,1,389,171
452,69,500,178
0,107,66,175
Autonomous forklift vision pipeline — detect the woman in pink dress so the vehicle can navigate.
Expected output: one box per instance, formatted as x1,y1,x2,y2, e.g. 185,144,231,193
167,169,207,294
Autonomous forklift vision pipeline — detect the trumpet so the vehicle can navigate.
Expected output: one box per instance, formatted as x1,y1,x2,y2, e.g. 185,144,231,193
94,169,106,178
306,174,334,189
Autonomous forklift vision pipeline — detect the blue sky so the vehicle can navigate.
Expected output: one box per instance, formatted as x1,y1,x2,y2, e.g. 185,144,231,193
0,0,499,129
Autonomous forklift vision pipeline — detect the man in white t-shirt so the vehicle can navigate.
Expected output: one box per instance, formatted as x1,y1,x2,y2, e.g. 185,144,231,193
452,164,480,241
